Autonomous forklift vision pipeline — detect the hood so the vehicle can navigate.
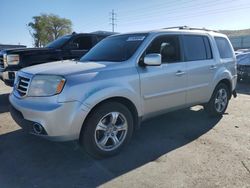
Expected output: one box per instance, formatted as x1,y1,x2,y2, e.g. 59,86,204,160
21,60,114,76
1,47,53,55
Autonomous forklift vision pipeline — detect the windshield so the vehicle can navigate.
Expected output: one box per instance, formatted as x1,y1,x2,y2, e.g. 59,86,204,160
45,35,71,49
80,34,147,62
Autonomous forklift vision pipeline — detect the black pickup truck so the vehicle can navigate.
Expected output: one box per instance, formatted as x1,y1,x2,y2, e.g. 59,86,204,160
0,32,111,86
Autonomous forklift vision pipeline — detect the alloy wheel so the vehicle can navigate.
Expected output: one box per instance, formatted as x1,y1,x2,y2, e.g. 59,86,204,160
94,112,128,151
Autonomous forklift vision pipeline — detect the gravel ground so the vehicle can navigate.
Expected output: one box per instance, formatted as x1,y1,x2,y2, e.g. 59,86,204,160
0,81,249,188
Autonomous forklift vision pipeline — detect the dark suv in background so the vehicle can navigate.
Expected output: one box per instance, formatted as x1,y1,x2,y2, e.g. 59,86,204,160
0,32,111,86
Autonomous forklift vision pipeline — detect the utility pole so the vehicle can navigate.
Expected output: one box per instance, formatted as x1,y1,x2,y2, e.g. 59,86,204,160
109,9,117,32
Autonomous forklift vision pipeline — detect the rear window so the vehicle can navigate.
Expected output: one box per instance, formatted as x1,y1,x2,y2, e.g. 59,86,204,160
183,35,212,61
215,37,233,58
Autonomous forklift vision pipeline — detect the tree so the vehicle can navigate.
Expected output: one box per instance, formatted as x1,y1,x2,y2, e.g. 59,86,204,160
28,14,72,47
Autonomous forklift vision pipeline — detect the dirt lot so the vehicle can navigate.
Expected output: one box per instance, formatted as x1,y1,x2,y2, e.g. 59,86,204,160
0,81,249,188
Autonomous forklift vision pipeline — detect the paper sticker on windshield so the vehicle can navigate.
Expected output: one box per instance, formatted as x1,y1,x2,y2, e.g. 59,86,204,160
127,36,145,41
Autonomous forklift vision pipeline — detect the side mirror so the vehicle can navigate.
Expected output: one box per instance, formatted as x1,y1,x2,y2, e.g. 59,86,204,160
143,53,161,66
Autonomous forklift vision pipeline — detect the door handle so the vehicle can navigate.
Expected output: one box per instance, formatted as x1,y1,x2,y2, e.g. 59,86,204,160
175,70,186,76
210,65,217,70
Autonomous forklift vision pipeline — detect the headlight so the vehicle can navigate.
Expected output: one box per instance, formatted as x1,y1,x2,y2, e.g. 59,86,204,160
7,54,20,65
3,54,7,67
28,75,66,97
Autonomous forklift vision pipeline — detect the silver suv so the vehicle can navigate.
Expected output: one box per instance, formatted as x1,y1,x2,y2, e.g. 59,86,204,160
10,27,237,158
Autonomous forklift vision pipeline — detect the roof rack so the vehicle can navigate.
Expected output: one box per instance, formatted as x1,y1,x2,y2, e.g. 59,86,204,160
162,26,218,33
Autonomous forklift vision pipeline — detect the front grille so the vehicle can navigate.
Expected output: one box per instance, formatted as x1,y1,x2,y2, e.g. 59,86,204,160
238,65,250,72
246,66,250,72
0,55,4,69
16,76,30,97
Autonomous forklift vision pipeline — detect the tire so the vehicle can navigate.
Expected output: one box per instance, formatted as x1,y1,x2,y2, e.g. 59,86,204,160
80,102,134,158
204,83,230,117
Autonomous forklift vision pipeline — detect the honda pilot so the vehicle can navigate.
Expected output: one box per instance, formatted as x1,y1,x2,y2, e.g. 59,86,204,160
10,27,237,158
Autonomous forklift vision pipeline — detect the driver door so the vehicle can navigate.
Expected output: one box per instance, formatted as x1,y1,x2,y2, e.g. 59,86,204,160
138,35,187,116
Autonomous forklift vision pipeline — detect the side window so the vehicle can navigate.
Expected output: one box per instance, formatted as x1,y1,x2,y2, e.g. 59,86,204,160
145,35,181,63
203,37,213,59
215,37,233,58
183,35,211,61
71,36,93,50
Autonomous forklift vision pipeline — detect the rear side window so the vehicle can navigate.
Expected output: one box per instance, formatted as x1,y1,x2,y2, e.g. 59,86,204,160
183,35,212,61
215,37,233,58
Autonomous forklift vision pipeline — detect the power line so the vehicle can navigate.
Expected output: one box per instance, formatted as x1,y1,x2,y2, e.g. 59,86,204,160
109,9,117,32
119,3,250,26
119,0,235,21
119,0,199,18
118,0,198,14
80,1,249,33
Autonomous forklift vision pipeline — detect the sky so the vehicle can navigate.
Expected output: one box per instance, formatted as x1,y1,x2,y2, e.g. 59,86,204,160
1,0,250,47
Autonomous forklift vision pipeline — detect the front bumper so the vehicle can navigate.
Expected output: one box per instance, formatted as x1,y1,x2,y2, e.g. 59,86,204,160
9,93,90,141
10,105,48,135
237,71,250,79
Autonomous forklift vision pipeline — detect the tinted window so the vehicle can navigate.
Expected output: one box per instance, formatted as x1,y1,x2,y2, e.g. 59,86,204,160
45,35,71,49
203,37,213,59
215,37,233,58
97,35,107,42
145,35,181,63
71,36,93,50
183,35,210,61
81,34,147,62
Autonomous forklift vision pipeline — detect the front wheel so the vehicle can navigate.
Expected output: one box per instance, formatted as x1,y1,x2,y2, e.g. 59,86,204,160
80,102,134,158
204,83,230,117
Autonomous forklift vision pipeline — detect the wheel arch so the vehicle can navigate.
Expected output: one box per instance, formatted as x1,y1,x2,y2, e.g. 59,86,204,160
79,96,141,141
211,66,234,99
215,78,232,99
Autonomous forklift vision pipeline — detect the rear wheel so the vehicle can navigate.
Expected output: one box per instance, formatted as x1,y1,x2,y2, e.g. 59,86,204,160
204,83,230,117
80,102,134,158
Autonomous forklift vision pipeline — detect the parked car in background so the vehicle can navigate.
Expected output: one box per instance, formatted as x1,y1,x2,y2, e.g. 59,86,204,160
236,48,250,53
235,49,250,56
236,52,250,81
0,32,111,86
10,27,237,158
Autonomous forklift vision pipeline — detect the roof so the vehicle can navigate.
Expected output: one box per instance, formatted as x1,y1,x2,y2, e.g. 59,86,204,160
68,31,115,37
91,31,119,35
112,26,227,38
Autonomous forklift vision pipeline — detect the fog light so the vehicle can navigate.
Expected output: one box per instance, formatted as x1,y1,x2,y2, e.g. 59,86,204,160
32,123,43,134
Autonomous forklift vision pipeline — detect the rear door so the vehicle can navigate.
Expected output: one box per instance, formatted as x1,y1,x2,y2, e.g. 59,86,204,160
138,35,187,116
182,35,215,105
